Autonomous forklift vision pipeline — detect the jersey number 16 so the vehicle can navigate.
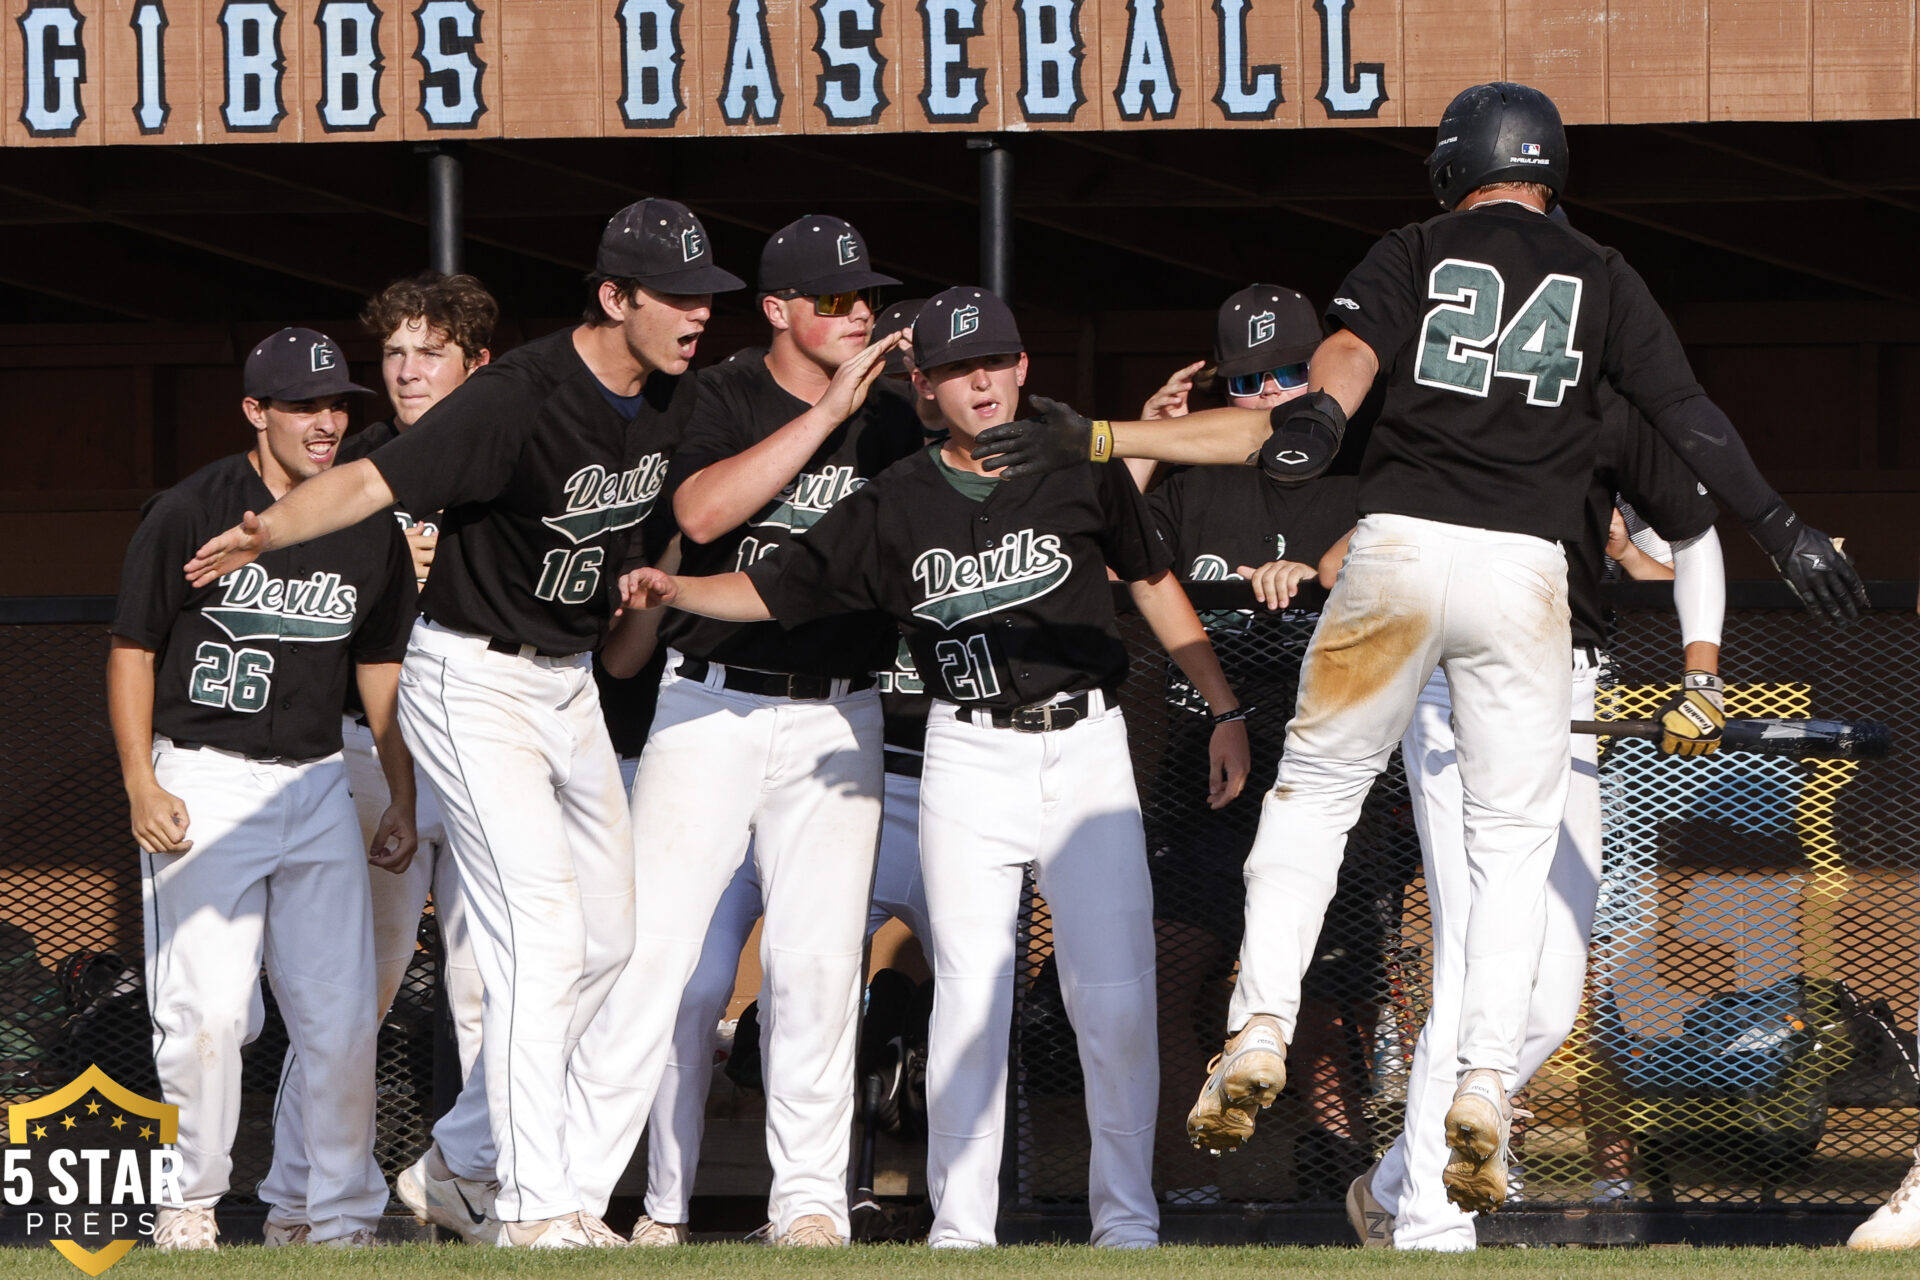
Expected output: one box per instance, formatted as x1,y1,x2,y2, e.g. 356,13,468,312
1415,258,1585,407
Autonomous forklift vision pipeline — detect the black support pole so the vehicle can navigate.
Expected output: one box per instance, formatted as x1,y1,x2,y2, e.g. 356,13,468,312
425,144,464,276
973,139,1013,302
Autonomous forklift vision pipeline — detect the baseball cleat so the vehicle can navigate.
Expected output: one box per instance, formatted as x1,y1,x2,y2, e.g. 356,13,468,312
1849,1156,1920,1249
395,1146,499,1244
1345,1162,1392,1247
776,1213,845,1246
262,1215,310,1248
1186,1015,1287,1154
576,1213,628,1247
151,1205,218,1252
1442,1069,1513,1214
497,1213,597,1249
629,1216,691,1246
319,1227,379,1249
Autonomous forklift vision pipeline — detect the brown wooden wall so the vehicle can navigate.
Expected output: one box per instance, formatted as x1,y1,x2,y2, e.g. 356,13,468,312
5,297,1917,598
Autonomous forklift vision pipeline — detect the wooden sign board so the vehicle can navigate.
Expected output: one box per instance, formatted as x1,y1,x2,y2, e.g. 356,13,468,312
6,0,1919,146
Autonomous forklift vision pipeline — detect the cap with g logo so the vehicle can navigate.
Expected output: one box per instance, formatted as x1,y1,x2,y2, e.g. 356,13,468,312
596,198,747,294
912,287,1023,370
873,297,927,375
1214,284,1321,379
243,327,375,402
759,214,900,295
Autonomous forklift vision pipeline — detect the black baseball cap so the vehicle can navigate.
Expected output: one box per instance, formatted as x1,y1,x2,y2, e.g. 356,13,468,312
596,199,746,294
874,297,927,375
913,288,1022,371
1214,284,1322,379
759,215,899,294
243,328,375,402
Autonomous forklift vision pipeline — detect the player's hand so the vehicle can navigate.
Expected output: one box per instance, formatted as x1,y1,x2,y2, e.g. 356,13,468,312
617,566,678,613
185,510,270,588
368,804,418,875
1142,361,1204,421
405,528,437,584
1236,560,1318,610
1606,509,1633,561
1752,504,1869,625
129,783,193,854
1259,391,1347,485
1208,719,1252,810
819,330,904,425
972,396,1095,478
1655,671,1725,757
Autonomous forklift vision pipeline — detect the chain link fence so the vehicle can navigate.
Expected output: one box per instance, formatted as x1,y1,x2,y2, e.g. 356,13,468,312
4,584,1917,1235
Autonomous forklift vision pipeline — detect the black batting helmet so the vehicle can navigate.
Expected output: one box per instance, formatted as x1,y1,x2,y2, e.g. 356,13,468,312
1427,82,1568,211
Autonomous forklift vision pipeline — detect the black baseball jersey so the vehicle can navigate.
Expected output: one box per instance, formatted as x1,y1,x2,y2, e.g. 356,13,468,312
112,453,416,761
748,448,1172,710
338,419,433,720
662,349,924,679
369,328,691,657
1330,201,1709,543
1148,470,1357,589
1570,391,1719,648
875,635,931,755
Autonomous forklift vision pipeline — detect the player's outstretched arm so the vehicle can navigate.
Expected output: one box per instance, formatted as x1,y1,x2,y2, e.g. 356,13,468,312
675,332,903,543
184,458,397,587
1128,569,1251,810
602,537,683,679
355,661,419,874
617,566,774,622
106,638,193,854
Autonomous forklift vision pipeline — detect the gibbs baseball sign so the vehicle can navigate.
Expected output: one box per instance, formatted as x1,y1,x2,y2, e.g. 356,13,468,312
4,1066,182,1274
8,0,1913,146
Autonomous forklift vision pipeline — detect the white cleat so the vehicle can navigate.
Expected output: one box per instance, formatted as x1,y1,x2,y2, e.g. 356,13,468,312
1850,1156,1920,1249
152,1205,219,1252
262,1215,310,1248
320,1227,379,1249
629,1215,691,1246
776,1213,845,1246
1442,1069,1513,1214
1186,1015,1288,1154
395,1146,499,1244
497,1213,597,1249
576,1213,628,1247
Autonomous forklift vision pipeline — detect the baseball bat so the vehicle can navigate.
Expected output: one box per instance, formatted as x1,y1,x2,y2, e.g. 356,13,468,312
1571,717,1890,759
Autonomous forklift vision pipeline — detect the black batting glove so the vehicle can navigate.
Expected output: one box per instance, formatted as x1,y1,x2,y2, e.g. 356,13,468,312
1750,504,1868,625
1259,391,1347,485
972,396,1095,478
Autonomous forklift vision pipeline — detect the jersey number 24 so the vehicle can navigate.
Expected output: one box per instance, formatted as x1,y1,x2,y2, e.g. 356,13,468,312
1414,259,1585,406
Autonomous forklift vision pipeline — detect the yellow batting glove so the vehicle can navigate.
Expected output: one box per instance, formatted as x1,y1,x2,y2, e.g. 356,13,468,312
1658,671,1725,757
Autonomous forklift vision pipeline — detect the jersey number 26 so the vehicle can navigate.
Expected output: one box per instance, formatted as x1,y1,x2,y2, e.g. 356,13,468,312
1415,259,1585,407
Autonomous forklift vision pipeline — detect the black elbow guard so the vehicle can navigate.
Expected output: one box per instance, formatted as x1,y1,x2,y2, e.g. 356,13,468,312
1259,391,1348,485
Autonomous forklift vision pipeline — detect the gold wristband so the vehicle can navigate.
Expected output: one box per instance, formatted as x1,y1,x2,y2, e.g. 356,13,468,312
1089,420,1114,463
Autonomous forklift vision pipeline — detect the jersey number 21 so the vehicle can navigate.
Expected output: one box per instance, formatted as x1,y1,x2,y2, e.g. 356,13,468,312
1414,258,1585,406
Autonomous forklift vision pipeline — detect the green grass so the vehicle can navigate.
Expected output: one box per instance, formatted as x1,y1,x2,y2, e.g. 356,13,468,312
1,1245,1918,1280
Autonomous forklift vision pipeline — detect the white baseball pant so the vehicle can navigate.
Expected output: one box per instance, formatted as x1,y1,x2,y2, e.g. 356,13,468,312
919,695,1159,1249
140,738,388,1242
399,619,635,1222
1231,514,1572,1089
616,755,932,1226
260,716,484,1225
1371,657,1601,1249
567,657,883,1238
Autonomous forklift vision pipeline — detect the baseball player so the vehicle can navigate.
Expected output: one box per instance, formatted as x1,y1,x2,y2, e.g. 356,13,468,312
968,81,1864,1212
109,329,417,1250
183,200,744,1249
616,286,1252,1249
1134,284,1372,1200
604,298,934,1248
1349,393,1728,1249
259,272,496,1247
561,216,920,1247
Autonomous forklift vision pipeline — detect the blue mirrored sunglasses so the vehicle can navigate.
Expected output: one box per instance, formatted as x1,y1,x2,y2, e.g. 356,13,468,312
1226,362,1311,398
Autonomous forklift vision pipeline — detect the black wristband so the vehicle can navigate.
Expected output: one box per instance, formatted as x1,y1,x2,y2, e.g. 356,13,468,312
1212,705,1253,726
1746,502,1799,562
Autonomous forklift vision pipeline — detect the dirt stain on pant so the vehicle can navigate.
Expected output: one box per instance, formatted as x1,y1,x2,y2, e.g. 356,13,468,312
1291,606,1429,734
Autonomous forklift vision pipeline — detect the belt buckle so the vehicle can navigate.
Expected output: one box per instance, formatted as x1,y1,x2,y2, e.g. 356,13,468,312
1010,704,1053,733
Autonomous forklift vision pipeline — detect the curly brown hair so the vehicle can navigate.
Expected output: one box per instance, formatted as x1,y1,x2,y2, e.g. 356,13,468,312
361,272,498,361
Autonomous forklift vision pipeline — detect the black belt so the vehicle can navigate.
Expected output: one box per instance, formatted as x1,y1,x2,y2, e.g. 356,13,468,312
884,749,923,778
676,656,876,701
974,692,1094,733
486,636,528,655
